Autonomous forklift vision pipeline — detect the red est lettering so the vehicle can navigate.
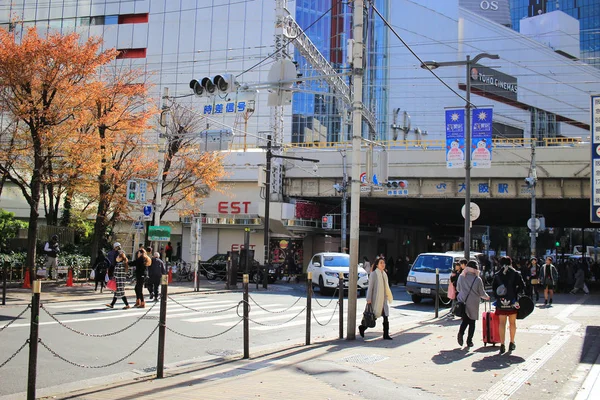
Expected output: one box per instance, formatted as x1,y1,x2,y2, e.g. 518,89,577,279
218,201,228,214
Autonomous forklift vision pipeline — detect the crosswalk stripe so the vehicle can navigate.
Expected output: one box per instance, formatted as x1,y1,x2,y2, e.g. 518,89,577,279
214,308,337,326
68,299,234,312
181,305,316,323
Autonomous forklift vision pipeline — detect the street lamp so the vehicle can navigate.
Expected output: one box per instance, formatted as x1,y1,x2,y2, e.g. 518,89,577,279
421,53,499,260
262,134,319,289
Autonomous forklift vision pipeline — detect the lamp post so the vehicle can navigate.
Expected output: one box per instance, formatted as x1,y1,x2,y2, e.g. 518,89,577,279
262,134,319,289
421,53,499,260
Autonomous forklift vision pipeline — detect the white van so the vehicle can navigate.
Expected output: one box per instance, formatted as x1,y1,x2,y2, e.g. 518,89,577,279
406,251,482,304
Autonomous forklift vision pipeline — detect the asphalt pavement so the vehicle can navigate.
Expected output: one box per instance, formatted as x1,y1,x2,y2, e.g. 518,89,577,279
1,279,599,400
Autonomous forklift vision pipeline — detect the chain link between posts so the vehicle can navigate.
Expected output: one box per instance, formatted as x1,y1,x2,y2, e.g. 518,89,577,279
248,294,304,313
0,304,30,333
39,301,158,337
166,318,243,340
311,302,339,326
38,324,159,369
246,305,307,327
312,287,339,308
0,340,29,369
167,295,239,314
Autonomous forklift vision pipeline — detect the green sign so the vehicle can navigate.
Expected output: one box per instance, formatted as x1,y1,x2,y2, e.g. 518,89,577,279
148,226,171,242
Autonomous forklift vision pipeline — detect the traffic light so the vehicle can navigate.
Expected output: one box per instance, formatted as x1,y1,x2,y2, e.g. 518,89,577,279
126,180,138,202
384,180,408,189
555,241,560,247
189,74,237,97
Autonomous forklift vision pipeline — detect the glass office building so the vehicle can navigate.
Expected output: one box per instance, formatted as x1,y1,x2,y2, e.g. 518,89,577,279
510,0,600,68
291,0,388,144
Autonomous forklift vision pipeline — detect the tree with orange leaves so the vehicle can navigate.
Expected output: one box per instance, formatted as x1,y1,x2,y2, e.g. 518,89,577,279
0,27,117,277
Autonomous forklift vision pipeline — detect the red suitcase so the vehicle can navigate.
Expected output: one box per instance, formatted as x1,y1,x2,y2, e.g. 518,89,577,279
482,302,500,346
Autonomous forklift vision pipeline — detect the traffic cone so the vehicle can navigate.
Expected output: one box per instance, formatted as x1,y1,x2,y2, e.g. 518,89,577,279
168,267,173,284
66,268,73,287
22,269,31,289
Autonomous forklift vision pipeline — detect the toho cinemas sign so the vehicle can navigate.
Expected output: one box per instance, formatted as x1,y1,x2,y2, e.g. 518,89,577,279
470,64,518,102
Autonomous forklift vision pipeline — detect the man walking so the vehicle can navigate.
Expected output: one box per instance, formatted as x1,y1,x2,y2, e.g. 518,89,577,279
44,235,60,280
540,256,559,306
148,252,166,301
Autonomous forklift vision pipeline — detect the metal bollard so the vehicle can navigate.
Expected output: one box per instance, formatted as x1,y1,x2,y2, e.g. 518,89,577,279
156,274,168,379
338,272,344,339
306,272,312,345
243,274,249,359
434,268,440,319
27,280,41,400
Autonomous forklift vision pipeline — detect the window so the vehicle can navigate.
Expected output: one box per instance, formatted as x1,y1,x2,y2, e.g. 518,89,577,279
90,16,104,26
119,13,149,24
105,15,118,25
79,17,90,26
116,48,147,59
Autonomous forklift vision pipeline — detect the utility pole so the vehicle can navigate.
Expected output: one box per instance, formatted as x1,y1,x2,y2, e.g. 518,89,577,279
154,87,169,254
347,0,364,340
340,150,348,252
529,140,537,257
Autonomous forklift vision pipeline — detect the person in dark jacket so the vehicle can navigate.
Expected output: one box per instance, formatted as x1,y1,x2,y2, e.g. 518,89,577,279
127,248,151,308
540,256,559,306
43,235,60,280
106,242,121,278
148,252,166,301
92,250,108,293
493,256,525,354
105,251,130,310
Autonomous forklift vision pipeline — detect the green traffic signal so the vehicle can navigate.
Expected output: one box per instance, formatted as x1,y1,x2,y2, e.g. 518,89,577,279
128,192,136,200
555,241,560,247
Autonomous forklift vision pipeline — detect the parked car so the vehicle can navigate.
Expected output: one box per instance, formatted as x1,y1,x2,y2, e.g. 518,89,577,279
406,251,482,304
199,254,279,284
307,252,369,296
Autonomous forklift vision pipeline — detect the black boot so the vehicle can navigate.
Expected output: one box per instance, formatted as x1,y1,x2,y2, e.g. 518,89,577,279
358,324,366,338
383,318,392,340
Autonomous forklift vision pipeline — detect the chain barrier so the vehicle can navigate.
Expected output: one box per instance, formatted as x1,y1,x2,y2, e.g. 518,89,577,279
38,324,159,369
437,295,453,306
166,318,243,340
312,287,339,308
39,301,158,337
311,302,339,327
248,294,304,313
167,295,239,314
0,304,30,334
246,305,307,327
0,340,29,369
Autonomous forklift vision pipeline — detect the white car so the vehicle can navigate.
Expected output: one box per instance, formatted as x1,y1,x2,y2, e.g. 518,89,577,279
307,252,369,296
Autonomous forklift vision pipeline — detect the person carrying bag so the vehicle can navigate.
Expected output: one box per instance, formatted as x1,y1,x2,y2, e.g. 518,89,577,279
358,257,394,340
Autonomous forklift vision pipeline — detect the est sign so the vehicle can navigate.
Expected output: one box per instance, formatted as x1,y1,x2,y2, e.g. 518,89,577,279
218,201,251,214
148,226,171,242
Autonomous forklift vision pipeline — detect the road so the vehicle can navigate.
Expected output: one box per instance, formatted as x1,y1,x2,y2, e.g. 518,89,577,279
0,283,428,397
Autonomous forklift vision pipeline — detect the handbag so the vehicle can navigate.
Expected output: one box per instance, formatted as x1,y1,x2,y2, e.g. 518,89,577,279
454,277,477,318
516,295,534,320
90,270,95,280
530,278,539,285
106,278,117,292
362,303,376,328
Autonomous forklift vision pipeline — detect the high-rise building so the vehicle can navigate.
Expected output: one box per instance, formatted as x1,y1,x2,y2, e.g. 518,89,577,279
510,0,600,68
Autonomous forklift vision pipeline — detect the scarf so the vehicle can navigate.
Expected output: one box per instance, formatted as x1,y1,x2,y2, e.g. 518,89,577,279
372,269,394,319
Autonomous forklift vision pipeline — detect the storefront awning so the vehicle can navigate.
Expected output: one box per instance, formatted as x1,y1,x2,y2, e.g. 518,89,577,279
268,218,292,236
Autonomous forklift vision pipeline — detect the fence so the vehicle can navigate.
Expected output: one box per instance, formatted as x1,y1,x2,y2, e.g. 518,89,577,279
0,273,344,399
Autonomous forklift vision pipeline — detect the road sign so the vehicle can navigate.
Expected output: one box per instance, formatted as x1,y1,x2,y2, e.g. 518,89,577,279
321,215,333,229
148,225,171,241
482,234,489,243
139,181,147,202
133,221,145,230
461,202,480,221
143,205,153,216
527,218,541,231
591,94,600,222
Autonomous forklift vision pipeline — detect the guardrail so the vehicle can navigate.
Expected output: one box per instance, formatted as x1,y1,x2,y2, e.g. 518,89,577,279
229,137,586,151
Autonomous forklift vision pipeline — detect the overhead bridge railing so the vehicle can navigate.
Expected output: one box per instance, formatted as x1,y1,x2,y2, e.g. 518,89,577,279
228,137,585,151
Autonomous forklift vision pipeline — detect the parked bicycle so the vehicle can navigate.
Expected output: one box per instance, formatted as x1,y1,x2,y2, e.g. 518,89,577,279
174,261,194,282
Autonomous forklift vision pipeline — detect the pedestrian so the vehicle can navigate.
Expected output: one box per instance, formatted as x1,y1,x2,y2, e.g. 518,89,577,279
540,256,559,305
105,251,131,310
362,256,371,273
43,235,60,280
520,259,531,299
92,250,108,293
165,241,173,261
529,257,540,301
493,256,525,354
128,248,151,308
449,262,461,313
456,260,490,348
107,242,121,269
358,257,394,340
571,263,590,294
148,252,166,301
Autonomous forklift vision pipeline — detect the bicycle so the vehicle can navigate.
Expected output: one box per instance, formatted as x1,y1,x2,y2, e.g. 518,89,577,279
175,261,194,282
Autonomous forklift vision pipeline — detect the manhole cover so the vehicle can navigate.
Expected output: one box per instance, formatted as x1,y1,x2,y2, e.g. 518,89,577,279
206,349,242,357
340,354,389,364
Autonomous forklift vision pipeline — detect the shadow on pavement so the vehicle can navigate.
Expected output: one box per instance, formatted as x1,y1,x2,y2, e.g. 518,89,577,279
432,348,475,364
471,353,525,372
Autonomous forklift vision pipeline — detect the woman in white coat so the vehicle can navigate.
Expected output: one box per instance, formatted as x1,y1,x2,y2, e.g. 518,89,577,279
359,257,394,340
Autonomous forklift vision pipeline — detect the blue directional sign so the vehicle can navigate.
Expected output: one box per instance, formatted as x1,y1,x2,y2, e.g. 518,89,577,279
591,95,600,222
143,205,153,216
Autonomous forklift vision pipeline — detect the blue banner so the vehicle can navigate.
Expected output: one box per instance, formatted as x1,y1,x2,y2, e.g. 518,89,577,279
471,108,493,168
445,109,465,169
